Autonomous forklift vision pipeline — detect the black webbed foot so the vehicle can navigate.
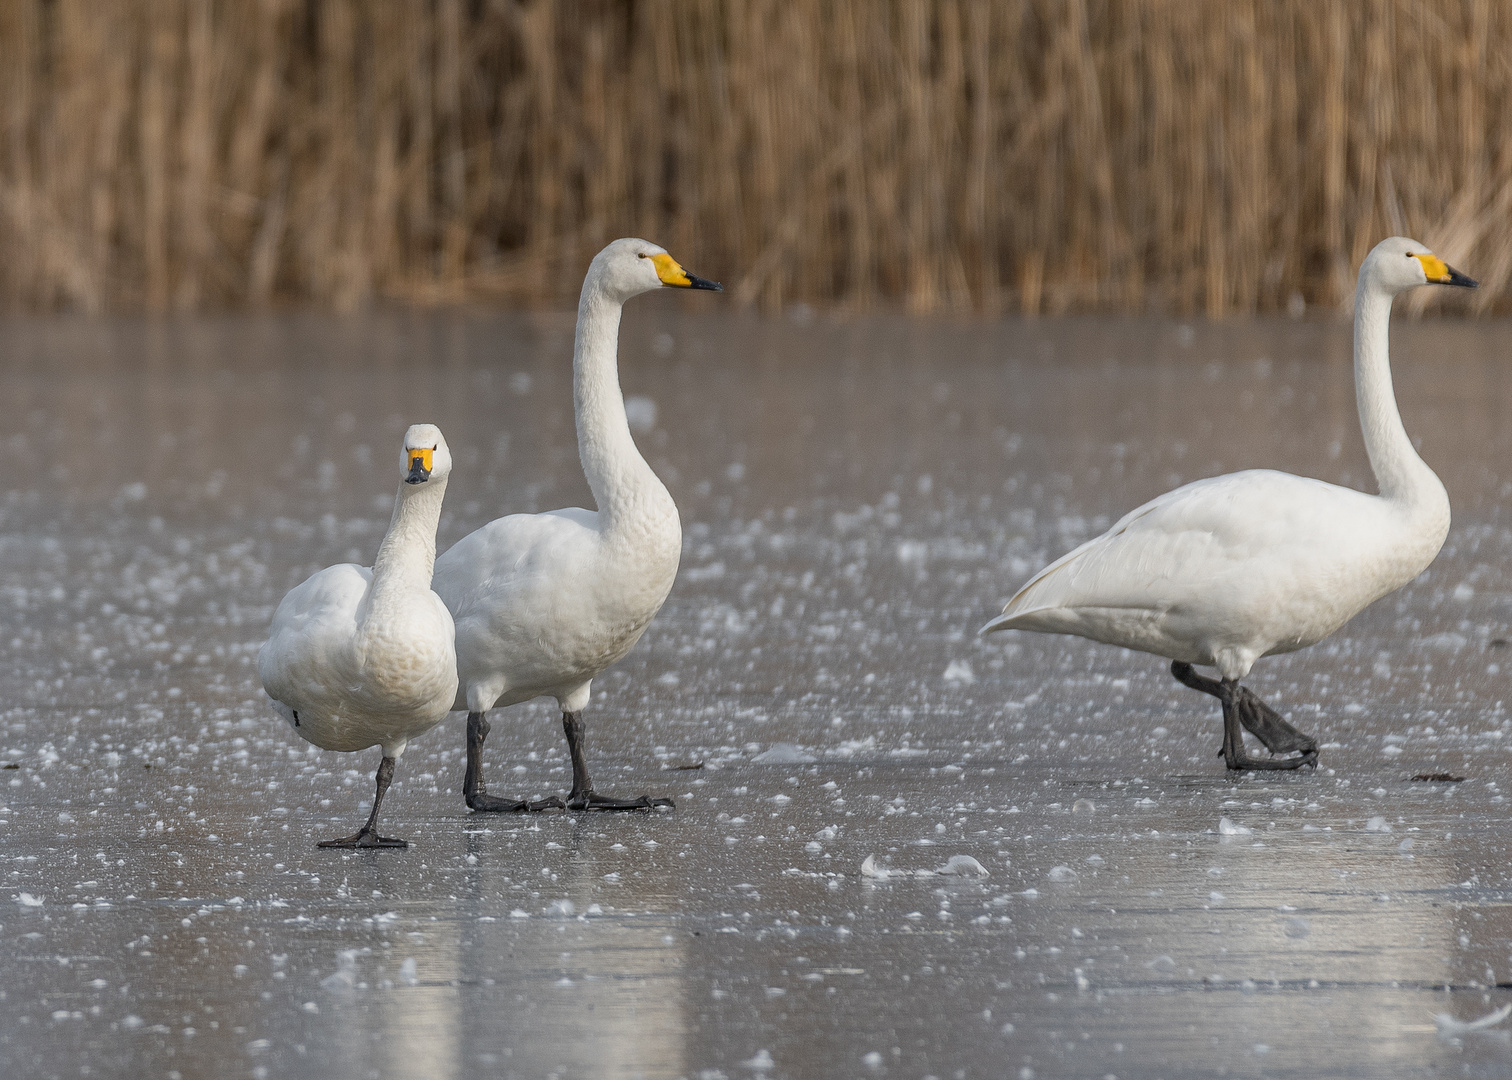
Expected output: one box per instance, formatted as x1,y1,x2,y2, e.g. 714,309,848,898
1170,661,1319,772
465,792,566,813
1231,685,1318,757
565,790,675,812
319,828,408,849
558,710,675,812
319,754,409,849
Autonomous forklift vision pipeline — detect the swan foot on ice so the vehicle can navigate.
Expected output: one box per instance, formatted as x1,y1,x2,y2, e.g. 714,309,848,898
565,790,675,812
462,712,567,813
562,711,675,812
318,756,411,849
1170,662,1319,772
466,793,568,813
318,830,408,849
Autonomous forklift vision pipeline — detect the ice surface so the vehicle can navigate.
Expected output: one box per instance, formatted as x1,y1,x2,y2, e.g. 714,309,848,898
0,313,1510,1079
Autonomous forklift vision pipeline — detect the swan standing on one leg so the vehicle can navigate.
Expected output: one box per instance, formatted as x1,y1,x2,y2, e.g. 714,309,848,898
434,238,721,812
259,425,459,846
980,237,1476,771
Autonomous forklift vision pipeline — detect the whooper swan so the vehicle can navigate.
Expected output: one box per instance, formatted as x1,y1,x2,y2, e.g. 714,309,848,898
981,237,1475,771
434,239,721,811
259,425,458,846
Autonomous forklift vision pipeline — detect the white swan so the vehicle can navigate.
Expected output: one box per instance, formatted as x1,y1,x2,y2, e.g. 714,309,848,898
259,425,458,846
981,237,1476,770
433,238,721,811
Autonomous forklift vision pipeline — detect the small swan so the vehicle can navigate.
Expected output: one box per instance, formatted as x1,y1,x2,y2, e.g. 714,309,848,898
259,425,458,846
981,237,1476,770
434,239,721,812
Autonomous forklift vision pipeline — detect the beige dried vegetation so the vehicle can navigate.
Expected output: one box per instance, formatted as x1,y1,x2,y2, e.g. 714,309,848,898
0,1,1506,316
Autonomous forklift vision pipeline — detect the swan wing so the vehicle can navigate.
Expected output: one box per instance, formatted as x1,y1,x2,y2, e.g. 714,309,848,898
982,470,1384,637
258,563,371,712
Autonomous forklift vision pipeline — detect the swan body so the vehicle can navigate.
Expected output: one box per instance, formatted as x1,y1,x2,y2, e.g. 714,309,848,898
982,237,1474,770
260,424,458,845
433,238,720,812
993,468,1445,679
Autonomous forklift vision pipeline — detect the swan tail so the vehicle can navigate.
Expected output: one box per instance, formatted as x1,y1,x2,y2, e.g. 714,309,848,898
979,606,1056,636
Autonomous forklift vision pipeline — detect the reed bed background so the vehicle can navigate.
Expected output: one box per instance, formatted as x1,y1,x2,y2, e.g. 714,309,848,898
3,0,1512,316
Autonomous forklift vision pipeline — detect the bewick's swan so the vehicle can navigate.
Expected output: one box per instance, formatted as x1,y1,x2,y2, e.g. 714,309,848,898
260,425,458,846
981,237,1475,770
434,239,720,811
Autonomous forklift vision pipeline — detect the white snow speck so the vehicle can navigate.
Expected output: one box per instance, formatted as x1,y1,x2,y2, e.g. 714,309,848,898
1436,1003,1512,1037
14,893,43,907
624,396,658,433
739,1049,775,1070
938,855,989,877
751,743,816,764
1364,816,1391,832
319,951,357,995
1046,865,1076,882
1218,817,1252,836
942,660,975,685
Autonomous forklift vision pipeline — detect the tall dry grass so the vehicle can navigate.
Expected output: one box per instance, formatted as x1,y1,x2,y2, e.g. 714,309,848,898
1,0,1511,316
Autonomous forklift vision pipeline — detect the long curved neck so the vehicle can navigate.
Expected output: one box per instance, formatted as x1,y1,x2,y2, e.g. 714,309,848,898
368,476,447,608
574,279,669,533
1353,278,1438,505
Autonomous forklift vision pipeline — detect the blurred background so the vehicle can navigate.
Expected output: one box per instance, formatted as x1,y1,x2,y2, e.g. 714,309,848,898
1,0,1509,318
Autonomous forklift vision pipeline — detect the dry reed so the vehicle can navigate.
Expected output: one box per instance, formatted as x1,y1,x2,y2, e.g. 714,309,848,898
1,0,1510,316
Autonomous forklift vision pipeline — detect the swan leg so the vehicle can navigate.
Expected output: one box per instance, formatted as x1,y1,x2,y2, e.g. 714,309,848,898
561,711,674,811
319,756,409,849
1169,662,1319,771
462,711,565,813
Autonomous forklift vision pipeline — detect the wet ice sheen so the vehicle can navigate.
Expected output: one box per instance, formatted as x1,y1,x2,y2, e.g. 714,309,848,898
1,312,1511,1078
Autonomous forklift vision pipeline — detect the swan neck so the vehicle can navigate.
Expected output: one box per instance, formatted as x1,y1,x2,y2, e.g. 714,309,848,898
369,475,446,603
1353,278,1434,504
574,280,668,530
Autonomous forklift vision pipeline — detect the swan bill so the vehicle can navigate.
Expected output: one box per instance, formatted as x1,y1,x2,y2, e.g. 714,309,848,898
1413,252,1478,288
647,251,723,291
405,447,433,485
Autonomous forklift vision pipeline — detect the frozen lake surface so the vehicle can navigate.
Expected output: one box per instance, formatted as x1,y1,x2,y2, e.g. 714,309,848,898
3,307,1512,1078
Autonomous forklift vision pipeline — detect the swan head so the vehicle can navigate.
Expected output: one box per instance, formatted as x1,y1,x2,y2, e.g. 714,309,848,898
1365,236,1478,294
589,238,722,301
401,424,451,486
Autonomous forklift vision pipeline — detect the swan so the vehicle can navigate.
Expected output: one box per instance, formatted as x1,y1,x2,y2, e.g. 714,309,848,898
259,424,459,846
980,237,1476,771
433,238,721,812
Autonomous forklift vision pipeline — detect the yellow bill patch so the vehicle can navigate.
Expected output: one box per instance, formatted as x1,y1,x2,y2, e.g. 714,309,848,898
408,448,434,472
1413,252,1451,283
649,252,693,287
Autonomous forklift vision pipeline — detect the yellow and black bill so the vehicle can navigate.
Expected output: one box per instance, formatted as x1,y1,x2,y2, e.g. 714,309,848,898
647,252,723,291
406,447,434,484
1414,252,1478,288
